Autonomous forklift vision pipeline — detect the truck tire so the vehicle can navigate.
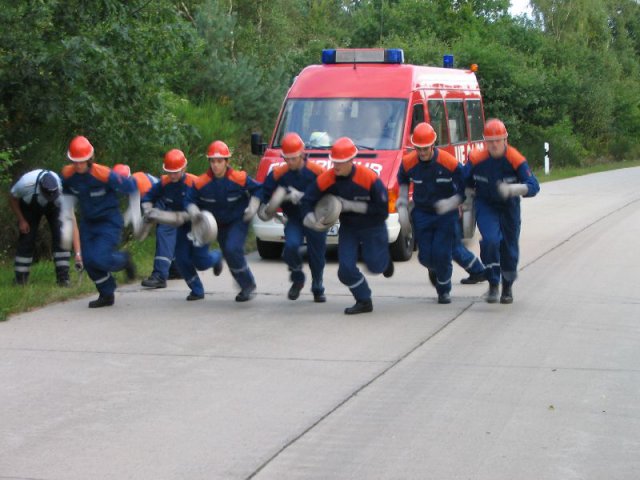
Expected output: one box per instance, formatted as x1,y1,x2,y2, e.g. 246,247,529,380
390,226,414,262
256,239,283,259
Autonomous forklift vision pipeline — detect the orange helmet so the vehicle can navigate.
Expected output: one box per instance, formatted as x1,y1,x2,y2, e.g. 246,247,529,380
207,140,231,159
329,137,358,163
483,118,508,140
281,132,305,158
113,163,131,177
163,149,187,172
67,136,94,162
411,122,437,148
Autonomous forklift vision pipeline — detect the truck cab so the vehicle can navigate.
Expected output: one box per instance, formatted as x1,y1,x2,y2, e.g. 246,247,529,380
251,48,485,260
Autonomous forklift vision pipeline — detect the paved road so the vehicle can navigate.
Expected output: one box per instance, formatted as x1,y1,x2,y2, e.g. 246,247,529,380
1,168,639,480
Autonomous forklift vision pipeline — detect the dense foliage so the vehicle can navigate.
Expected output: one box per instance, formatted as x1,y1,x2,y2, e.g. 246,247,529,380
1,0,640,254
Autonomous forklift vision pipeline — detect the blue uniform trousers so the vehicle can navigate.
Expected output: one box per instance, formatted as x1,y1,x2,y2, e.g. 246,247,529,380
218,220,256,290
475,198,521,285
337,223,389,302
174,225,222,297
282,219,326,295
412,209,456,295
80,219,127,296
151,223,177,280
452,220,484,274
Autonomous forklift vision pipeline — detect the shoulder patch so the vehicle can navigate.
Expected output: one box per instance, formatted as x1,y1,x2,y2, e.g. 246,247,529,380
62,164,76,179
273,164,289,181
305,161,326,176
436,149,460,172
353,165,378,190
194,173,212,190
316,170,336,192
402,151,419,171
227,169,247,186
468,149,490,166
90,163,111,182
505,146,526,169
184,173,198,187
132,172,153,196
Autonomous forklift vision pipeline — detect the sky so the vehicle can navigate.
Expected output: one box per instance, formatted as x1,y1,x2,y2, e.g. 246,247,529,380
509,0,533,17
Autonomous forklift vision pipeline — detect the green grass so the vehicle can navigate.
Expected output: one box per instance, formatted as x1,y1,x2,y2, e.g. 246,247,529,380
0,231,156,322
534,159,640,182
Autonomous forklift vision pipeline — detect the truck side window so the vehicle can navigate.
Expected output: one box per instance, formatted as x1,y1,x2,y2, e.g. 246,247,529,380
466,99,484,141
446,100,468,145
427,99,448,146
411,103,425,132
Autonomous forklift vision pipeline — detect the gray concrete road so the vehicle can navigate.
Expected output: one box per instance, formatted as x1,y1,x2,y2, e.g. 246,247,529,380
1,168,639,480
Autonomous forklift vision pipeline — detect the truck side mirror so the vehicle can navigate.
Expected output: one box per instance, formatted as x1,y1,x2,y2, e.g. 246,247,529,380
251,133,266,156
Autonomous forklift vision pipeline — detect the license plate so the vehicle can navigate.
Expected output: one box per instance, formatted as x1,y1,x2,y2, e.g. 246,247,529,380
327,224,340,236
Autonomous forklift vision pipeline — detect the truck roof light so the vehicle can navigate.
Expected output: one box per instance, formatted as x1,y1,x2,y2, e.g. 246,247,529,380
443,54,454,68
322,48,404,65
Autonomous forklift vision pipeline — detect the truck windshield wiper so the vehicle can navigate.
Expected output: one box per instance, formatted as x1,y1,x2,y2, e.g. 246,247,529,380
354,143,375,150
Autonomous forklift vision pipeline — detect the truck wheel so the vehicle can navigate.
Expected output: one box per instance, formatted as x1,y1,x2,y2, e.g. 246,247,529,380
390,226,414,262
256,239,283,259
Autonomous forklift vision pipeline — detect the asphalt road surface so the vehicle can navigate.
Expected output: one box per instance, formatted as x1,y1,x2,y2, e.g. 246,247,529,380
1,167,639,480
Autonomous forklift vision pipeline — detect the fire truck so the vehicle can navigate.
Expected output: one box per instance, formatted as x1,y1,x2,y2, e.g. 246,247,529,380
251,48,485,261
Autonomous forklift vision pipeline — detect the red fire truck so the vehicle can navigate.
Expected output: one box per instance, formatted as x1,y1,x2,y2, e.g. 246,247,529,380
251,48,485,261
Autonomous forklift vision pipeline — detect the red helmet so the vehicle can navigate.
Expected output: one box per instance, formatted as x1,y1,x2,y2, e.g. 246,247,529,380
281,132,305,158
163,149,187,172
483,118,508,140
411,122,437,148
112,163,131,177
329,137,358,163
207,140,231,159
67,136,94,162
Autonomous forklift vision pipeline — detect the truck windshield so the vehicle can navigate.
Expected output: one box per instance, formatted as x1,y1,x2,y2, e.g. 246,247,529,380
273,99,407,150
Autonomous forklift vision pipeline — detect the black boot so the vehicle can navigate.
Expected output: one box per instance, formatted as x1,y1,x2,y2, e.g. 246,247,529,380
461,271,486,284
88,294,115,308
383,259,394,278
123,253,136,280
186,292,204,301
288,282,304,300
438,292,451,304
57,269,70,287
141,275,167,288
344,299,373,315
500,282,513,304
236,284,256,302
213,258,224,277
484,284,499,304
14,272,29,286
313,292,327,303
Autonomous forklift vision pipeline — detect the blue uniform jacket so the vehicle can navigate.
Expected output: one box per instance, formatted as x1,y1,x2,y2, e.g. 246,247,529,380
143,173,198,211
303,164,388,229
62,163,137,222
397,148,465,211
262,160,325,221
464,146,540,207
185,167,262,225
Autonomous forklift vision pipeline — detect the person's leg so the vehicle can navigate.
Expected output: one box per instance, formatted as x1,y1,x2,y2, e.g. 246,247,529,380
304,226,327,301
14,202,40,285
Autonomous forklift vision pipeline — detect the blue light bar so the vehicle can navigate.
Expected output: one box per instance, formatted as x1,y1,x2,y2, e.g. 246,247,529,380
322,49,404,64
443,54,454,68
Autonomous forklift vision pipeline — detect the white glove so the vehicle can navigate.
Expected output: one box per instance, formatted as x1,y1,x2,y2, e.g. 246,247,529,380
461,188,475,212
257,203,274,221
186,203,200,219
303,212,330,232
243,196,260,222
434,194,462,215
59,194,77,250
285,187,304,205
146,209,189,227
497,181,528,199
338,197,368,214
141,202,153,222
396,184,409,210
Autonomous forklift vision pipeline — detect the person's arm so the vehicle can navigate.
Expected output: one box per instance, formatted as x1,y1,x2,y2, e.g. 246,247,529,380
8,195,30,234
71,213,83,271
